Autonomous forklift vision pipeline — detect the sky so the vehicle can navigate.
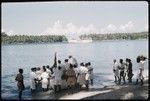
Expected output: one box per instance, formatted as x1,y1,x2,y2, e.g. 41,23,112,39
2,1,149,37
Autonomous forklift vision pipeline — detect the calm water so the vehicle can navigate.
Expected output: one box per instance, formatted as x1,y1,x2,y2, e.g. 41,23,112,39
1,39,149,99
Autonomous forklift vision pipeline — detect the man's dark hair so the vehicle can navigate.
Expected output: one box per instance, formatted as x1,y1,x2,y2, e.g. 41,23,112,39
88,62,91,65
58,66,61,70
46,65,49,68
120,59,123,63
69,55,72,58
58,60,61,64
80,62,84,66
19,68,23,74
65,59,68,62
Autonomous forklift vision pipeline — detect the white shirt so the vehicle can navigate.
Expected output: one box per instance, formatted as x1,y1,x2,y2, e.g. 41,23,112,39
140,60,145,70
46,68,51,75
68,57,77,65
64,62,70,70
113,62,119,71
78,66,88,74
54,68,63,80
41,72,49,80
58,63,66,72
30,71,37,80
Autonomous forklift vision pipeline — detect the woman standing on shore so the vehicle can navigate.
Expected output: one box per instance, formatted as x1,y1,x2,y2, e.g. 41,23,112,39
15,68,25,100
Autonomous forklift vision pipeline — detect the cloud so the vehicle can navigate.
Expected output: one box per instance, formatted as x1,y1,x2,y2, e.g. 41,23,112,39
119,21,134,32
100,21,135,34
42,20,135,36
100,24,117,34
7,30,16,36
42,20,98,36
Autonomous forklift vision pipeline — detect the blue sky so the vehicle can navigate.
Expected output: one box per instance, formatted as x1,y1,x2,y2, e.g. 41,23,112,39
2,1,148,36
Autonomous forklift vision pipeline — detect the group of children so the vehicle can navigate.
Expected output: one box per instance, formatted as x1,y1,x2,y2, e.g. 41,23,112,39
113,55,147,85
30,55,94,93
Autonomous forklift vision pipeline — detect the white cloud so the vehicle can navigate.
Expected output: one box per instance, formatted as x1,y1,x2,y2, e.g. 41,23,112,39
7,30,16,36
42,20,98,36
119,21,134,32
100,24,117,34
100,21,135,34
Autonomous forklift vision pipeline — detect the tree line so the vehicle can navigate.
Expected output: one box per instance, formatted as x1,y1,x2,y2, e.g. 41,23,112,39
79,32,148,40
1,31,148,44
1,32,68,44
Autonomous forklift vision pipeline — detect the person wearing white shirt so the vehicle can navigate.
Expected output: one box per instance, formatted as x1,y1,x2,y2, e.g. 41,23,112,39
118,59,126,84
64,59,70,70
58,60,68,89
46,65,52,90
53,66,63,93
30,68,37,91
35,67,42,83
68,56,78,68
85,63,90,89
113,59,119,83
77,63,88,89
41,67,49,91
135,56,146,86
87,62,94,86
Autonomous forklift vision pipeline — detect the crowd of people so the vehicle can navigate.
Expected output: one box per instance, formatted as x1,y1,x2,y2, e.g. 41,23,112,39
29,54,94,93
112,55,147,86
15,53,147,99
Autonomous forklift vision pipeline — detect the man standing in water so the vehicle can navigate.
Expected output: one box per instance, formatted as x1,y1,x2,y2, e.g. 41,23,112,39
113,59,119,83
135,56,147,86
15,68,25,100
118,59,126,84
68,55,78,68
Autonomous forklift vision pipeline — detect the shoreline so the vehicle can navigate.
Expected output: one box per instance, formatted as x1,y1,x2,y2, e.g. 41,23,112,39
82,79,149,100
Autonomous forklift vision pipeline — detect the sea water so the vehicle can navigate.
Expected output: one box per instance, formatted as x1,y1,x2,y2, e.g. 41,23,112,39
1,39,148,99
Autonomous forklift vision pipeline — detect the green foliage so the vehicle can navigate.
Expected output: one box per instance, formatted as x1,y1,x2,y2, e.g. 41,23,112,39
1,33,68,44
80,32,148,41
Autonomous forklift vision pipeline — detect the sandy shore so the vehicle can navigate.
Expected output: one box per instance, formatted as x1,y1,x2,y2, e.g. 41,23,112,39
82,79,149,100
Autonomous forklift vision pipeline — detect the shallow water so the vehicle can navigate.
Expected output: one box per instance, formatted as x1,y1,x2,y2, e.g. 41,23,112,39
1,39,148,99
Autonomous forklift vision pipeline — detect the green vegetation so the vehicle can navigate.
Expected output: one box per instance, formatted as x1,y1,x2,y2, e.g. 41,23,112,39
80,32,148,40
1,32,68,44
1,31,148,44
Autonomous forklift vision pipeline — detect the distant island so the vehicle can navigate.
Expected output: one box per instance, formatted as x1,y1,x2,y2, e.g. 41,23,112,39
80,32,148,40
1,31,148,44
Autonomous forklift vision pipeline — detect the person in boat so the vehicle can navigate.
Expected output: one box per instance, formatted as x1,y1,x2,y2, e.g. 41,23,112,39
66,64,77,93
68,55,78,68
127,59,133,83
15,68,25,100
77,62,88,90
41,66,49,91
88,62,94,86
135,55,147,86
30,67,37,92
118,59,126,84
113,59,119,83
53,65,63,93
